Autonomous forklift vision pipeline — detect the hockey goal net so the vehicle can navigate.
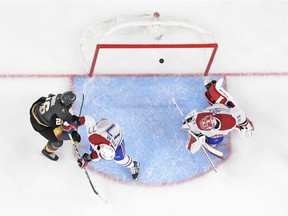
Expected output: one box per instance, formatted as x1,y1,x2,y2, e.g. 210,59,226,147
80,12,218,77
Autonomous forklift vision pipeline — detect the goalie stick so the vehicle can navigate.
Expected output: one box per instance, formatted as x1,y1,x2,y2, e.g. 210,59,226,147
72,94,108,204
172,98,219,173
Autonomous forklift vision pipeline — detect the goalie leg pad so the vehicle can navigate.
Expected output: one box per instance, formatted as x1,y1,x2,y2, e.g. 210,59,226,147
204,78,236,107
205,83,230,105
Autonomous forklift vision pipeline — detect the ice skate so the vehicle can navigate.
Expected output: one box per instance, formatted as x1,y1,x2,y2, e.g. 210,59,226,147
41,147,59,161
131,161,140,181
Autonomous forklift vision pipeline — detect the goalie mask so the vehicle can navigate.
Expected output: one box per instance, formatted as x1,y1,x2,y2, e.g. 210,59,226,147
198,114,220,131
96,144,115,160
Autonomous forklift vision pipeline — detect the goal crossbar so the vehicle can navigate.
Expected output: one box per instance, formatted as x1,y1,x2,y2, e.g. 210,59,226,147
89,43,218,77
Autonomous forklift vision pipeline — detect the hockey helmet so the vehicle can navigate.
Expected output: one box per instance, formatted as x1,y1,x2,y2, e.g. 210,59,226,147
98,144,115,160
60,91,76,107
199,114,220,130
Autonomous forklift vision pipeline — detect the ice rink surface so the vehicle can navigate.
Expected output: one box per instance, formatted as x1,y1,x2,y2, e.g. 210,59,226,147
74,75,228,184
0,1,288,216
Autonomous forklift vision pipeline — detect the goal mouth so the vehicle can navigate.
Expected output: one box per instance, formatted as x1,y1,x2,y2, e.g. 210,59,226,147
80,13,218,77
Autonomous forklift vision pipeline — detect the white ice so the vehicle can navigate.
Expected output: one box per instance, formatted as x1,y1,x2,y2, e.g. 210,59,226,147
0,1,288,216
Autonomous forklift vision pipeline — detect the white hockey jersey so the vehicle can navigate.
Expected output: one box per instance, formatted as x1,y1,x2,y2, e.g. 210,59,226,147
83,115,123,160
182,103,247,138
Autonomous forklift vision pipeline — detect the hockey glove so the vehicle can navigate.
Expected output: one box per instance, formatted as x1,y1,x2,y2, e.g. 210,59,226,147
237,118,254,139
77,153,91,168
63,121,78,133
182,109,197,131
72,115,85,126
71,131,81,143
71,115,79,122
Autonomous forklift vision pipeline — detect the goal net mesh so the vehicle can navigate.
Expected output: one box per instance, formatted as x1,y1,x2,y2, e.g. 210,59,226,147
80,13,218,76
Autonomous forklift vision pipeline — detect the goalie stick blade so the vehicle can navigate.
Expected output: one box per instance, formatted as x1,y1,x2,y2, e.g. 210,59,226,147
172,97,177,105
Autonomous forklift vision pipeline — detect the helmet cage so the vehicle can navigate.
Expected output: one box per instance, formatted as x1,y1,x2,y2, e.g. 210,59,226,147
200,115,220,130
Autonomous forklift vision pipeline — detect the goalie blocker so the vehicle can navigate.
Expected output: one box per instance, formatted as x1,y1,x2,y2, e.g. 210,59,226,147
186,133,224,159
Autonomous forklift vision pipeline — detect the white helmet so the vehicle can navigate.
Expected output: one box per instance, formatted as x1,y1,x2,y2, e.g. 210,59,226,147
97,144,115,160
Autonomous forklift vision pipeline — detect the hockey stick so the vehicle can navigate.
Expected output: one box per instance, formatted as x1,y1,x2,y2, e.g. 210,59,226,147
171,98,219,173
69,134,108,203
71,94,108,203
78,93,84,117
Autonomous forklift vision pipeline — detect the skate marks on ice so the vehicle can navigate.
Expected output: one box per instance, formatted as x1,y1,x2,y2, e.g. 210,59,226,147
73,75,229,185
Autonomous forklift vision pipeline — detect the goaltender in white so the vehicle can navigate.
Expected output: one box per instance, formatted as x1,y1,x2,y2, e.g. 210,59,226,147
181,77,254,158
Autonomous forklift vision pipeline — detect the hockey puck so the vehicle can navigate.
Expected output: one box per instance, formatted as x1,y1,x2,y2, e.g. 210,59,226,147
153,12,160,18
159,58,164,64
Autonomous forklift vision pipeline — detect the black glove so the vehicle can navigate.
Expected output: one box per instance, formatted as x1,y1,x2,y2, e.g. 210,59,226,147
71,115,85,126
72,115,80,124
71,131,81,143
77,153,91,168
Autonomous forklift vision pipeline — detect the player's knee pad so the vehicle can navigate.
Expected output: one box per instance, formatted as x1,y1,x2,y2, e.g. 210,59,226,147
47,140,63,151
206,136,224,145
113,143,125,161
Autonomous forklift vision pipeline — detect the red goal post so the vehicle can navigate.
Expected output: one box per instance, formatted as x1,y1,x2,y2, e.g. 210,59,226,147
80,12,218,77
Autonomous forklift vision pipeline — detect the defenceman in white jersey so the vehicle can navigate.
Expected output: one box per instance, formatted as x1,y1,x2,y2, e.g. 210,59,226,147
181,77,254,158
76,115,140,181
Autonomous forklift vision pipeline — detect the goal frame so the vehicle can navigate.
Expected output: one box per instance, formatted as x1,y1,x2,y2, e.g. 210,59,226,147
88,43,218,77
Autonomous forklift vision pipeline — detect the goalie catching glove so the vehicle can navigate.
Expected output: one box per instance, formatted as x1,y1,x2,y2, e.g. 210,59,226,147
237,118,254,139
